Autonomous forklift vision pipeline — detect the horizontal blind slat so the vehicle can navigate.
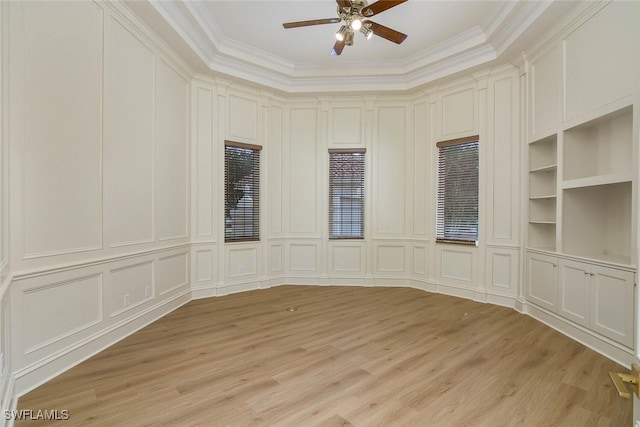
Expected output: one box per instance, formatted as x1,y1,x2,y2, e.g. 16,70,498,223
329,151,365,239
436,139,478,243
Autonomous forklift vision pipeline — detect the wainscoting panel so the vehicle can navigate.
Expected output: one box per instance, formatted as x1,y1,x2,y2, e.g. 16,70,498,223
375,244,406,274
156,251,189,296
108,260,153,317
227,245,259,279
413,246,427,276
330,243,365,274
288,242,319,274
23,274,102,353
437,246,475,286
269,242,283,274
486,247,518,296
194,248,214,284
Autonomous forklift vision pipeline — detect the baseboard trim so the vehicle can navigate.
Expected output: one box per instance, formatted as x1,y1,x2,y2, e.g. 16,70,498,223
0,371,16,427
14,290,191,397
523,302,635,368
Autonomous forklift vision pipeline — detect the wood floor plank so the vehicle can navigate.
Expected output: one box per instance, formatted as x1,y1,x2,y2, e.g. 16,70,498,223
16,286,632,426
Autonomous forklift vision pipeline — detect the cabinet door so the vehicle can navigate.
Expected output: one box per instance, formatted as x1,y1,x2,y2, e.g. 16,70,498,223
526,252,558,311
590,265,634,347
558,259,590,327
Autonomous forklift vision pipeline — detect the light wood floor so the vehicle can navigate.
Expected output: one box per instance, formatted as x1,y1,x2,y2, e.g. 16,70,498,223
17,285,632,426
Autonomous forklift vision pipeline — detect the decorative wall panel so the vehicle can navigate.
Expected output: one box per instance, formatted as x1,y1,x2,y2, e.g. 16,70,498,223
22,1,103,257
105,17,155,247
155,60,188,241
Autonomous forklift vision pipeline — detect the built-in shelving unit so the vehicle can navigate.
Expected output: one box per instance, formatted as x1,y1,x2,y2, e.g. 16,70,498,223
526,103,636,349
561,106,633,266
528,135,557,251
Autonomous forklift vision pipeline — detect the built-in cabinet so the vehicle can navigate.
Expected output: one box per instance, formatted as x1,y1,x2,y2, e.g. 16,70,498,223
526,103,636,349
527,251,634,348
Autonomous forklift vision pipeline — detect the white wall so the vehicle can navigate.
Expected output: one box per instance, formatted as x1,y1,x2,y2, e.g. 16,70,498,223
190,68,522,304
6,1,191,397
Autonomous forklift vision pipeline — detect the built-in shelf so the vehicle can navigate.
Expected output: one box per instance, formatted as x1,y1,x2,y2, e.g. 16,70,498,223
529,134,557,170
562,182,631,264
530,164,557,173
562,173,633,190
528,134,558,252
563,106,632,181
529,194,556,200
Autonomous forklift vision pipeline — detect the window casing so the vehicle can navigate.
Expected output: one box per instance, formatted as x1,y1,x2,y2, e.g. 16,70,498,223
225,141,261,242
436,136,479,245
329,149,365,239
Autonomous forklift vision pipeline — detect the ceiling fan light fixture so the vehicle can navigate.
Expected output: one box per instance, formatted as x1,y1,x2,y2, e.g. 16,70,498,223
350,18,362,31
336,25,348,41
361,25,373,40
345,29,355,46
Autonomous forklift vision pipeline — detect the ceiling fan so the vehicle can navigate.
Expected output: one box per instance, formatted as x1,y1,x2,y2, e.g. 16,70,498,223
282,0,408,56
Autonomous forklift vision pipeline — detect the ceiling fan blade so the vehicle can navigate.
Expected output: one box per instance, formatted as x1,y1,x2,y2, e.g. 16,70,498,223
283,18,341,29
336,0,351,12
365,20,408,44
362,0,408,17
331,39,346,56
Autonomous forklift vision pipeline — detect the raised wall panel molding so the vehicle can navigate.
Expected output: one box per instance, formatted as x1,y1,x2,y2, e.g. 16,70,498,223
108,261,154,317
22,273,103,354
375,245,406,274
288,243,319,273
20,1,104,259
104,14,155,248
193,84,215,239
330,243,365,274
329,106,364,147
228,93,259,142
562,2,640,122
437,247,475,285
156,252,189,296
486,248,518,297
226,246,259,279
194,248,214,283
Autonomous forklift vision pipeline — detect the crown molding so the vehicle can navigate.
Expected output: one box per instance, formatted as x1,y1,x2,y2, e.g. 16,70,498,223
146,0,572,94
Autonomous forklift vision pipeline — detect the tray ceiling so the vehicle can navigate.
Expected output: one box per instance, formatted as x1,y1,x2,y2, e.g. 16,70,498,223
126,0,580,93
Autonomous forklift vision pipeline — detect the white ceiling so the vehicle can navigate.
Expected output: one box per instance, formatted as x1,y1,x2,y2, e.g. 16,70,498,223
126,0,580,93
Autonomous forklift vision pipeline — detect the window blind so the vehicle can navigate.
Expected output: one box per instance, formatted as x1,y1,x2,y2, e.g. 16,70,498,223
436,137,479,245
329,149,365,239
225,141,261,242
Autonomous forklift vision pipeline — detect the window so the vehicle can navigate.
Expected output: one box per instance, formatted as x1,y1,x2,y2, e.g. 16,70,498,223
329,149,365,239
225,141,261,242
436,136,479,245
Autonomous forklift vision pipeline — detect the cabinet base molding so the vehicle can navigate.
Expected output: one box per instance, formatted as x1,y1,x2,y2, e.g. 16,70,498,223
522,301,635,368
